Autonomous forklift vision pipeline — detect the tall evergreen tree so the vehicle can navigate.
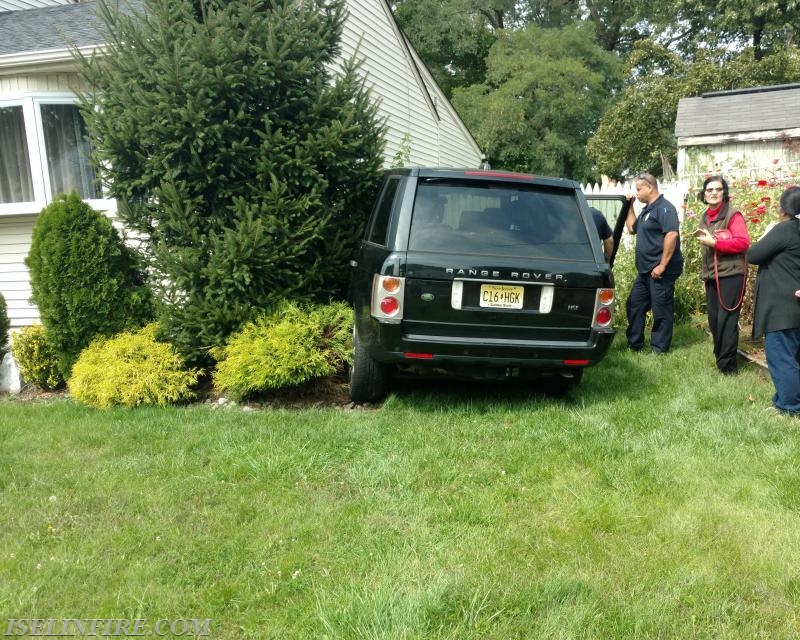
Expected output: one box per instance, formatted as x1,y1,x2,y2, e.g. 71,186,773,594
76,0,385,362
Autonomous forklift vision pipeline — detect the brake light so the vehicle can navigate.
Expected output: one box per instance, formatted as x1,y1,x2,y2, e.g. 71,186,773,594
463,170,535,180
380,297,399,315
371,274,405,322
592,288,615,332
595,307,612,325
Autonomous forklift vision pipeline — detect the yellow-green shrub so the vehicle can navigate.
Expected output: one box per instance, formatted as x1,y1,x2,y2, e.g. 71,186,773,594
10,324,64,390
213,301,352,399
68,324,201,409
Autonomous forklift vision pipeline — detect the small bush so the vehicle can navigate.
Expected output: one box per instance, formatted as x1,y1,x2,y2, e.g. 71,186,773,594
0,292,9,360
213,301,353,399
68,324,201,409
26,192,153,377
10,325,64,390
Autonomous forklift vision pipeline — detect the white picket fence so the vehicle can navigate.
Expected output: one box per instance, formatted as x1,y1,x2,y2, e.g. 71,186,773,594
581,179,691,221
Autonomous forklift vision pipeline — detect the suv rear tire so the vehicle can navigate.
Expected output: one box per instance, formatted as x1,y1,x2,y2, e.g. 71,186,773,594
349,327,389,403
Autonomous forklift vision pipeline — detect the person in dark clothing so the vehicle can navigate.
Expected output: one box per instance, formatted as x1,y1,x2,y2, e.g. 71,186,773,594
746,185,800,416
589,207,614,262
625,173,684,354
693,176,750,374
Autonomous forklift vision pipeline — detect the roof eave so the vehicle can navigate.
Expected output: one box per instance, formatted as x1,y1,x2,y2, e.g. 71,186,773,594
0,43,105,75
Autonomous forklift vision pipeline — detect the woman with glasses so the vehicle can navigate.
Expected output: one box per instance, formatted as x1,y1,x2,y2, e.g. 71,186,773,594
693,176,750,374
747,185,800,416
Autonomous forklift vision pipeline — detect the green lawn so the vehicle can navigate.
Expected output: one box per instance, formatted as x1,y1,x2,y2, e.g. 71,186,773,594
1,324,798,639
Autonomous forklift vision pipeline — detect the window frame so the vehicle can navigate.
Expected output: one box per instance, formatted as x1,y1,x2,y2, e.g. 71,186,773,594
0,93,114,217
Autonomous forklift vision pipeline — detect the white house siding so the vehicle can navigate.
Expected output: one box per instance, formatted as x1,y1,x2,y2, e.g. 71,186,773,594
0,215,37,329
339,0,481,168
0,71,79,93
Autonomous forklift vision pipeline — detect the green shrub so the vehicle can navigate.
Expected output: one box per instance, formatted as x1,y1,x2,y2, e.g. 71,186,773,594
0,292,9,360
10,325,64,390
25,193,153,377
68,324,201,409
213,301,353,399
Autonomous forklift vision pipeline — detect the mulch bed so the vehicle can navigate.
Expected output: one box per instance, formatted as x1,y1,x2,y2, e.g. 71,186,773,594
3,373,366,410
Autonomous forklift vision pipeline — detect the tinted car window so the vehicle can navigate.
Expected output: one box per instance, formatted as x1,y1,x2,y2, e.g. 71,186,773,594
408,180,593,259
367,176,401,245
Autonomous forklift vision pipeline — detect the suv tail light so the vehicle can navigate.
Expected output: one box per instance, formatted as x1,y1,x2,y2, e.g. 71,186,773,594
371,275,405,322
592,288,615,332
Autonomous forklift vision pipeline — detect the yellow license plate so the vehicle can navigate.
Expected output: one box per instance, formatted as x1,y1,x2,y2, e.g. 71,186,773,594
479,284,524,309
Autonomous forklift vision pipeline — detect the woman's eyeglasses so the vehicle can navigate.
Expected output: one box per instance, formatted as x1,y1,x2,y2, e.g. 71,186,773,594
705,187,724,193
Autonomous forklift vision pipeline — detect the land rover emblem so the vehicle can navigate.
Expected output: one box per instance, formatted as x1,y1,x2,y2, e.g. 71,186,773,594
421,293,435,302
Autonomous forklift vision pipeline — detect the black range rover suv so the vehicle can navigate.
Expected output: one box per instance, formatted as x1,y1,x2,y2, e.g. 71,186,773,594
348,168,628,402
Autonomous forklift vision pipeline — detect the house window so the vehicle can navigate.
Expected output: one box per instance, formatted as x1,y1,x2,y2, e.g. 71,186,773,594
0,97,106,214
41,104,101,200
0,105,34,203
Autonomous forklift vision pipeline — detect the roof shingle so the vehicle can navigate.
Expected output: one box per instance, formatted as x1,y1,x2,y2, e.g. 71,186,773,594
0,1,104,55
675,84,800,138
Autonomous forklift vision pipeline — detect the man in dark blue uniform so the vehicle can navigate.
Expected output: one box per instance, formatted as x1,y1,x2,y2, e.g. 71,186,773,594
589,207,614,263
625,173,683,354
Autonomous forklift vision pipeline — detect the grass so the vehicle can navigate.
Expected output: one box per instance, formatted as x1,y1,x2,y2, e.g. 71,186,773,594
1,323,798,639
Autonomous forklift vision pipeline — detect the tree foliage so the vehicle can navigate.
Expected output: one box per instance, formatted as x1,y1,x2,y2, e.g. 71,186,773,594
451,22,622,180
393,0,495,98
76,0,386,363
670,0,800,60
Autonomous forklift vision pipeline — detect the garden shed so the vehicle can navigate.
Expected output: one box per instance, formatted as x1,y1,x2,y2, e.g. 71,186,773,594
675,83,800,183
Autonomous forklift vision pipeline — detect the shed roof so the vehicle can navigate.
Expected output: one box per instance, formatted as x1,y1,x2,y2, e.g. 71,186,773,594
0,1,104,55
675,83,800,138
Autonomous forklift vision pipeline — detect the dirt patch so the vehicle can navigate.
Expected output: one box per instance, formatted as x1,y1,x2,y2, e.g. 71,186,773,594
204,373,362,410
6,384,69,403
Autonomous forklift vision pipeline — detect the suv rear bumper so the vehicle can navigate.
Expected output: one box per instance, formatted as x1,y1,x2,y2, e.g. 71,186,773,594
364,319,614,369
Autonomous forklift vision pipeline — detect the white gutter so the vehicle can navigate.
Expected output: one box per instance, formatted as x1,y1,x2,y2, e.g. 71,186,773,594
0,43,106,75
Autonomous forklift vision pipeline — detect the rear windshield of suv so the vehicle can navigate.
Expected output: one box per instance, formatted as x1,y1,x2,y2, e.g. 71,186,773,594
408,180,593,260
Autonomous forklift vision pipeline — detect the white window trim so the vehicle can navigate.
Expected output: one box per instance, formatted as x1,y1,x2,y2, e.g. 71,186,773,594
0,92,115,217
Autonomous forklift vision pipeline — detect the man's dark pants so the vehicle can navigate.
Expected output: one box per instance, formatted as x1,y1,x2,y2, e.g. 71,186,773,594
626,272,678,353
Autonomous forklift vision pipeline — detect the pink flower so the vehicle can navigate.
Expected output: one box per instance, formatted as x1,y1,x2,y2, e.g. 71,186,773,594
758,180,768,187
761,196,771,202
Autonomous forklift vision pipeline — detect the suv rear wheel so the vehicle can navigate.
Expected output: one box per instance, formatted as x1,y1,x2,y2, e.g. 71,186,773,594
349,327,390,403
